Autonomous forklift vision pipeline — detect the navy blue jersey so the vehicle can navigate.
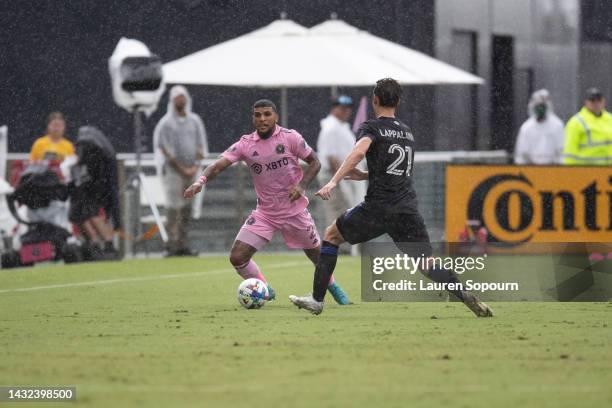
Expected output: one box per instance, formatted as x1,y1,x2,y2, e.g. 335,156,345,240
356,116,418,213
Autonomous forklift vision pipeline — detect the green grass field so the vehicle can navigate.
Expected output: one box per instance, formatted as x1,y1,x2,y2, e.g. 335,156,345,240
1,255,611,408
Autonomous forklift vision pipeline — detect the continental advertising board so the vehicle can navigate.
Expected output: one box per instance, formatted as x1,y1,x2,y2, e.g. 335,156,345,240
445,165,612,245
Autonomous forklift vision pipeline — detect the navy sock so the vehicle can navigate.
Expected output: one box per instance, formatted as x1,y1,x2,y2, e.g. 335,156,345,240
426,268,466,301
312,241,339,302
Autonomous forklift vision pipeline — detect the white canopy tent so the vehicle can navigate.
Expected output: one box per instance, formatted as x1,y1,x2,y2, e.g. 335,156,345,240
309,19,483,85
163,18,484,126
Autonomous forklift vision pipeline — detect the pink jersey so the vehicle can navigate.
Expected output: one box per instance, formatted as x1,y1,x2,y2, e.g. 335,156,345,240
221,125,313,218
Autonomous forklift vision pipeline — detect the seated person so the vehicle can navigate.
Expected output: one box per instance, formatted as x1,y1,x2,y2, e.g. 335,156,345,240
27,112,74,228
30,112,75,162
68,126,121,259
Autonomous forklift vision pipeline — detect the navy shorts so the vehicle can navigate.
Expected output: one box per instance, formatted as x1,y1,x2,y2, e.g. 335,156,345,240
335,202,432,257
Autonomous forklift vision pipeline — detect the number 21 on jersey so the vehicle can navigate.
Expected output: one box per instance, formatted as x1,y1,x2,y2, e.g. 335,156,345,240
386,143,413,176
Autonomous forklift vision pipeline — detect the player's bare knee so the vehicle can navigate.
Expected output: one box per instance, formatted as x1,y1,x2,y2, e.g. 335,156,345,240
229,251,250,267
323,224,335,241
323,224,343,246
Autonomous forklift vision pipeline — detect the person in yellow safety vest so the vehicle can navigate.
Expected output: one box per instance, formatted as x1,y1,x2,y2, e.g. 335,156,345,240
563,88,612,165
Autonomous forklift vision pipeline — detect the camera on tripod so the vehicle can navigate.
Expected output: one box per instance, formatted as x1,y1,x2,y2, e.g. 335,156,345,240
107,38,169,255
109,38,165,115
120,56,163,92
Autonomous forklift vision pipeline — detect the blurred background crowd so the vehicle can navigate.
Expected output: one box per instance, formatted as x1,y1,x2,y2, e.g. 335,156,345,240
1,0,611,266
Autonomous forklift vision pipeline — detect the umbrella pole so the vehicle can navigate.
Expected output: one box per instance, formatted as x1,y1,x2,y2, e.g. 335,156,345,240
280,87,288,127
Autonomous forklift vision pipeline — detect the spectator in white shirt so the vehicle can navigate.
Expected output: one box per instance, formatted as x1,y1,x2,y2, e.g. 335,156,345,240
317,95,363,226
514,89,565,165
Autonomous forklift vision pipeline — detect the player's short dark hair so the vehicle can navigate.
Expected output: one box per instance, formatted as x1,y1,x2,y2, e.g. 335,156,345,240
373,78,402,107
252,99,277,113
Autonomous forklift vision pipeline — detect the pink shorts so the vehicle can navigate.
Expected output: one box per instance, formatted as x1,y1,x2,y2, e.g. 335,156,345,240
235,209,320,250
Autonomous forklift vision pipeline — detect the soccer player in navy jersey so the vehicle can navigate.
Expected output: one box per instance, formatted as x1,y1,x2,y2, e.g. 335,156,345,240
289,79,493,317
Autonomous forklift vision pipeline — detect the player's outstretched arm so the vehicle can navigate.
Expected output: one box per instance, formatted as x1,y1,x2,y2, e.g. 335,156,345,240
316,138,372,200
184,157,233,199
289,151,321,202
345,167,369,181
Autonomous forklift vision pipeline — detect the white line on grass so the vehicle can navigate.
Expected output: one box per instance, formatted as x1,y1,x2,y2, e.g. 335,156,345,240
0,261,308,294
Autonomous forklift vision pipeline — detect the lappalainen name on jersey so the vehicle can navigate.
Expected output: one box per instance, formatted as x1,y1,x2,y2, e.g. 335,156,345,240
377,128,414,140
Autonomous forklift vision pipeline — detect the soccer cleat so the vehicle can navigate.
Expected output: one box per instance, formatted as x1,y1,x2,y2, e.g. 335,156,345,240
266,284,276,301
327,282,352,305
462,292,494,317
289,294,324,315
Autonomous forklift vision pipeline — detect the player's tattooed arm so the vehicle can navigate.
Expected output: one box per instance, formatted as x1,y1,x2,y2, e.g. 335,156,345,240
289,151,321,202
183,157,233,198
202,157,233,182
316,138,372,200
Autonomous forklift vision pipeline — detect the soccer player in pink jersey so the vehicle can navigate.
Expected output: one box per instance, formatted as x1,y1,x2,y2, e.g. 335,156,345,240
184,99,350,304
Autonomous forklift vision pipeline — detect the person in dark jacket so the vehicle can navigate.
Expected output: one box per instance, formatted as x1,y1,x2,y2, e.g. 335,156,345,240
69,126,121,259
